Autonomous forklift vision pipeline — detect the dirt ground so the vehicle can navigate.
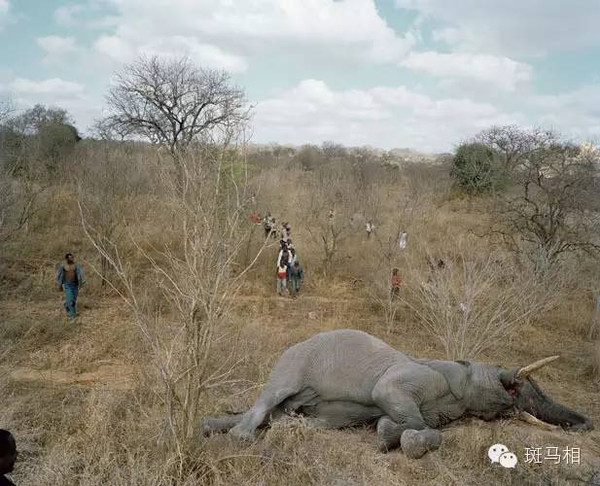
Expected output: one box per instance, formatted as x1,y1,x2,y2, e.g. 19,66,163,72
2,284,599,485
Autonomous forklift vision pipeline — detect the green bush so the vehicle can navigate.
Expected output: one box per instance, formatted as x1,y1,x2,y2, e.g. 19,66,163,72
451,142,506,194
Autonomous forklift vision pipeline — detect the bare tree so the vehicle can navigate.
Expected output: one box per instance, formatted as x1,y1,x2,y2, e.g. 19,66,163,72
306,165,359,275
474,125,556,170
402,246,569,359
365,265,402,334
104,56,249,157
0,177,41,242
493,140,600,269
0,99,14,124
80,129,266,458
76,141,153,286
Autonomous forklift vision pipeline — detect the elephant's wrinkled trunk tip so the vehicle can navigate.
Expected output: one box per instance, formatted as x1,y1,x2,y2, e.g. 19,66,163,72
516,355,560,379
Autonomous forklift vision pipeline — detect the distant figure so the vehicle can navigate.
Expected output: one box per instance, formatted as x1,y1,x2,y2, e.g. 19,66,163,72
286,238,294,251
263,213,276,238
398,232,407,250
391,268,402,299
288,247,298,267
437,259,445,270
250,211,261,225
328,208,335,220
287,248,298,287
289,261,305,297
0,430,17,486
276,265,288,296
282,223,291,242
56,253,85,322
277,245,290,271
366,220,374,238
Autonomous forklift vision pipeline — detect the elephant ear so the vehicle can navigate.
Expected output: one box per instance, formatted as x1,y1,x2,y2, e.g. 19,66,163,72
424,360,469,400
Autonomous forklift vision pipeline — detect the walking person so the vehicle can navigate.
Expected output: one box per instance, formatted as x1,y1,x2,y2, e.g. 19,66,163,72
263,213,274,238
390,268,402,299
276,244,291,295
289,261,305,297
287,248,298,288
366,220,374,239
56,253,85,322
398,231,407,250
276,264,288,296
0,430,18,486
282,223,291,243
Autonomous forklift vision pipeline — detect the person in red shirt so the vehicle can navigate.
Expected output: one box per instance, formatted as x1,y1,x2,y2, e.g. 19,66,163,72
276,265,288,296
250,211,261,224
391,267,402,299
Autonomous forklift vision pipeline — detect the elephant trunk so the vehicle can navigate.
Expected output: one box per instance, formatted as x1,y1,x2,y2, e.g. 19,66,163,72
515,378,593,431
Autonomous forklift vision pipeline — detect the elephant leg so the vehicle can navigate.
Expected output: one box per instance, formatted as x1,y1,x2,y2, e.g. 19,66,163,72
230,386,301,441
301,400,384,429
203,407,290,436
373,386,442,456
376,415,442,457
207,388,317,438
202,414,243,436
400,428,442,459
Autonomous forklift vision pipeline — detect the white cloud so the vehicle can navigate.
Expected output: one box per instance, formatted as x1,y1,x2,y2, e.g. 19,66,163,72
54,3,84,26
93,35,135,64
36,36,79,64
253,79,519,151
532,85,600,141
396,0,600,56
401,51,532,91
94,35,249,72
88,0,415,70
54,2,118,29
0,0,10,30
10,78,85,97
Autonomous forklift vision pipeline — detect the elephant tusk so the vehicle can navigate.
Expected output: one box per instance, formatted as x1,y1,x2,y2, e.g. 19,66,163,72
517,411,560,431
516,355,560,378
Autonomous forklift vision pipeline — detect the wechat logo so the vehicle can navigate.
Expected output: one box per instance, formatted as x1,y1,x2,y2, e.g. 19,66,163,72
488,443,518,468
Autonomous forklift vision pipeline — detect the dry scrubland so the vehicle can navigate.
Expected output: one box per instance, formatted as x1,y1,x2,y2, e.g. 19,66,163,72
1,141,600,486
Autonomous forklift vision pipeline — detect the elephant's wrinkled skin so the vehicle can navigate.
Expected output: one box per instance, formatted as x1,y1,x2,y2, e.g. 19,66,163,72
203,330,592,458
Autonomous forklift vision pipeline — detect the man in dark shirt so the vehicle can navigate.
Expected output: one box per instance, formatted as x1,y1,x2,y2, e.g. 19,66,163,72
56,253,85,322
0,430,17,486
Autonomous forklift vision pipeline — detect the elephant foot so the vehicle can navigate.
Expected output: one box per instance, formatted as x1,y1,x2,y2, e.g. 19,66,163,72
400,429,442,459
229,424,257,443
377,416,403,452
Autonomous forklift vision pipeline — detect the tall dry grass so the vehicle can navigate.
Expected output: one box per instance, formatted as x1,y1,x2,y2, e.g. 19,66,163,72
1,142,600,485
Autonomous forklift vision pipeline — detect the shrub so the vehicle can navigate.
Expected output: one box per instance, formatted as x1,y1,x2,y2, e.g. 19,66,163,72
451,142,504,194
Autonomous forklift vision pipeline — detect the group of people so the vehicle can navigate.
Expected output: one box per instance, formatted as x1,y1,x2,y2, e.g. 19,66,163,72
274,222,305,297
364,220,408,251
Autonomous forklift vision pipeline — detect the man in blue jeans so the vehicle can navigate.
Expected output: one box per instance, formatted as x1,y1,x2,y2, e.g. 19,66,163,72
288,261,304,297
56,253,85,322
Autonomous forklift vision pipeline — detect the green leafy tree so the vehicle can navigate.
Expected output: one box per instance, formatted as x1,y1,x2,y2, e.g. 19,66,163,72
451,142,502,193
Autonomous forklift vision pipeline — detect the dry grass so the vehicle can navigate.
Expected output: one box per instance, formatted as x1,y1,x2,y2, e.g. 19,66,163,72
2,155,600,485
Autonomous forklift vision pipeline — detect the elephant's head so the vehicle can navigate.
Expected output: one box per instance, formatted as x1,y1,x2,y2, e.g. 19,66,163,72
458,356,593,431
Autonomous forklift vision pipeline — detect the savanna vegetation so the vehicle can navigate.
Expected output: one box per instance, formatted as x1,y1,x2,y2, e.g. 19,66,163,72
1,57,599,485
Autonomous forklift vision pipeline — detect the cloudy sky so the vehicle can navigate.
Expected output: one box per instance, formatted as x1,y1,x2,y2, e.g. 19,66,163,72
1,0,599,152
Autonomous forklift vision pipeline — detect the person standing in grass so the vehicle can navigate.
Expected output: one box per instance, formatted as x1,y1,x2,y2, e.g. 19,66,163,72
0,430,17,486
366,220,374,239
289,261,305,297
390,267,402,299
276,264,288,296
56,253,85,322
